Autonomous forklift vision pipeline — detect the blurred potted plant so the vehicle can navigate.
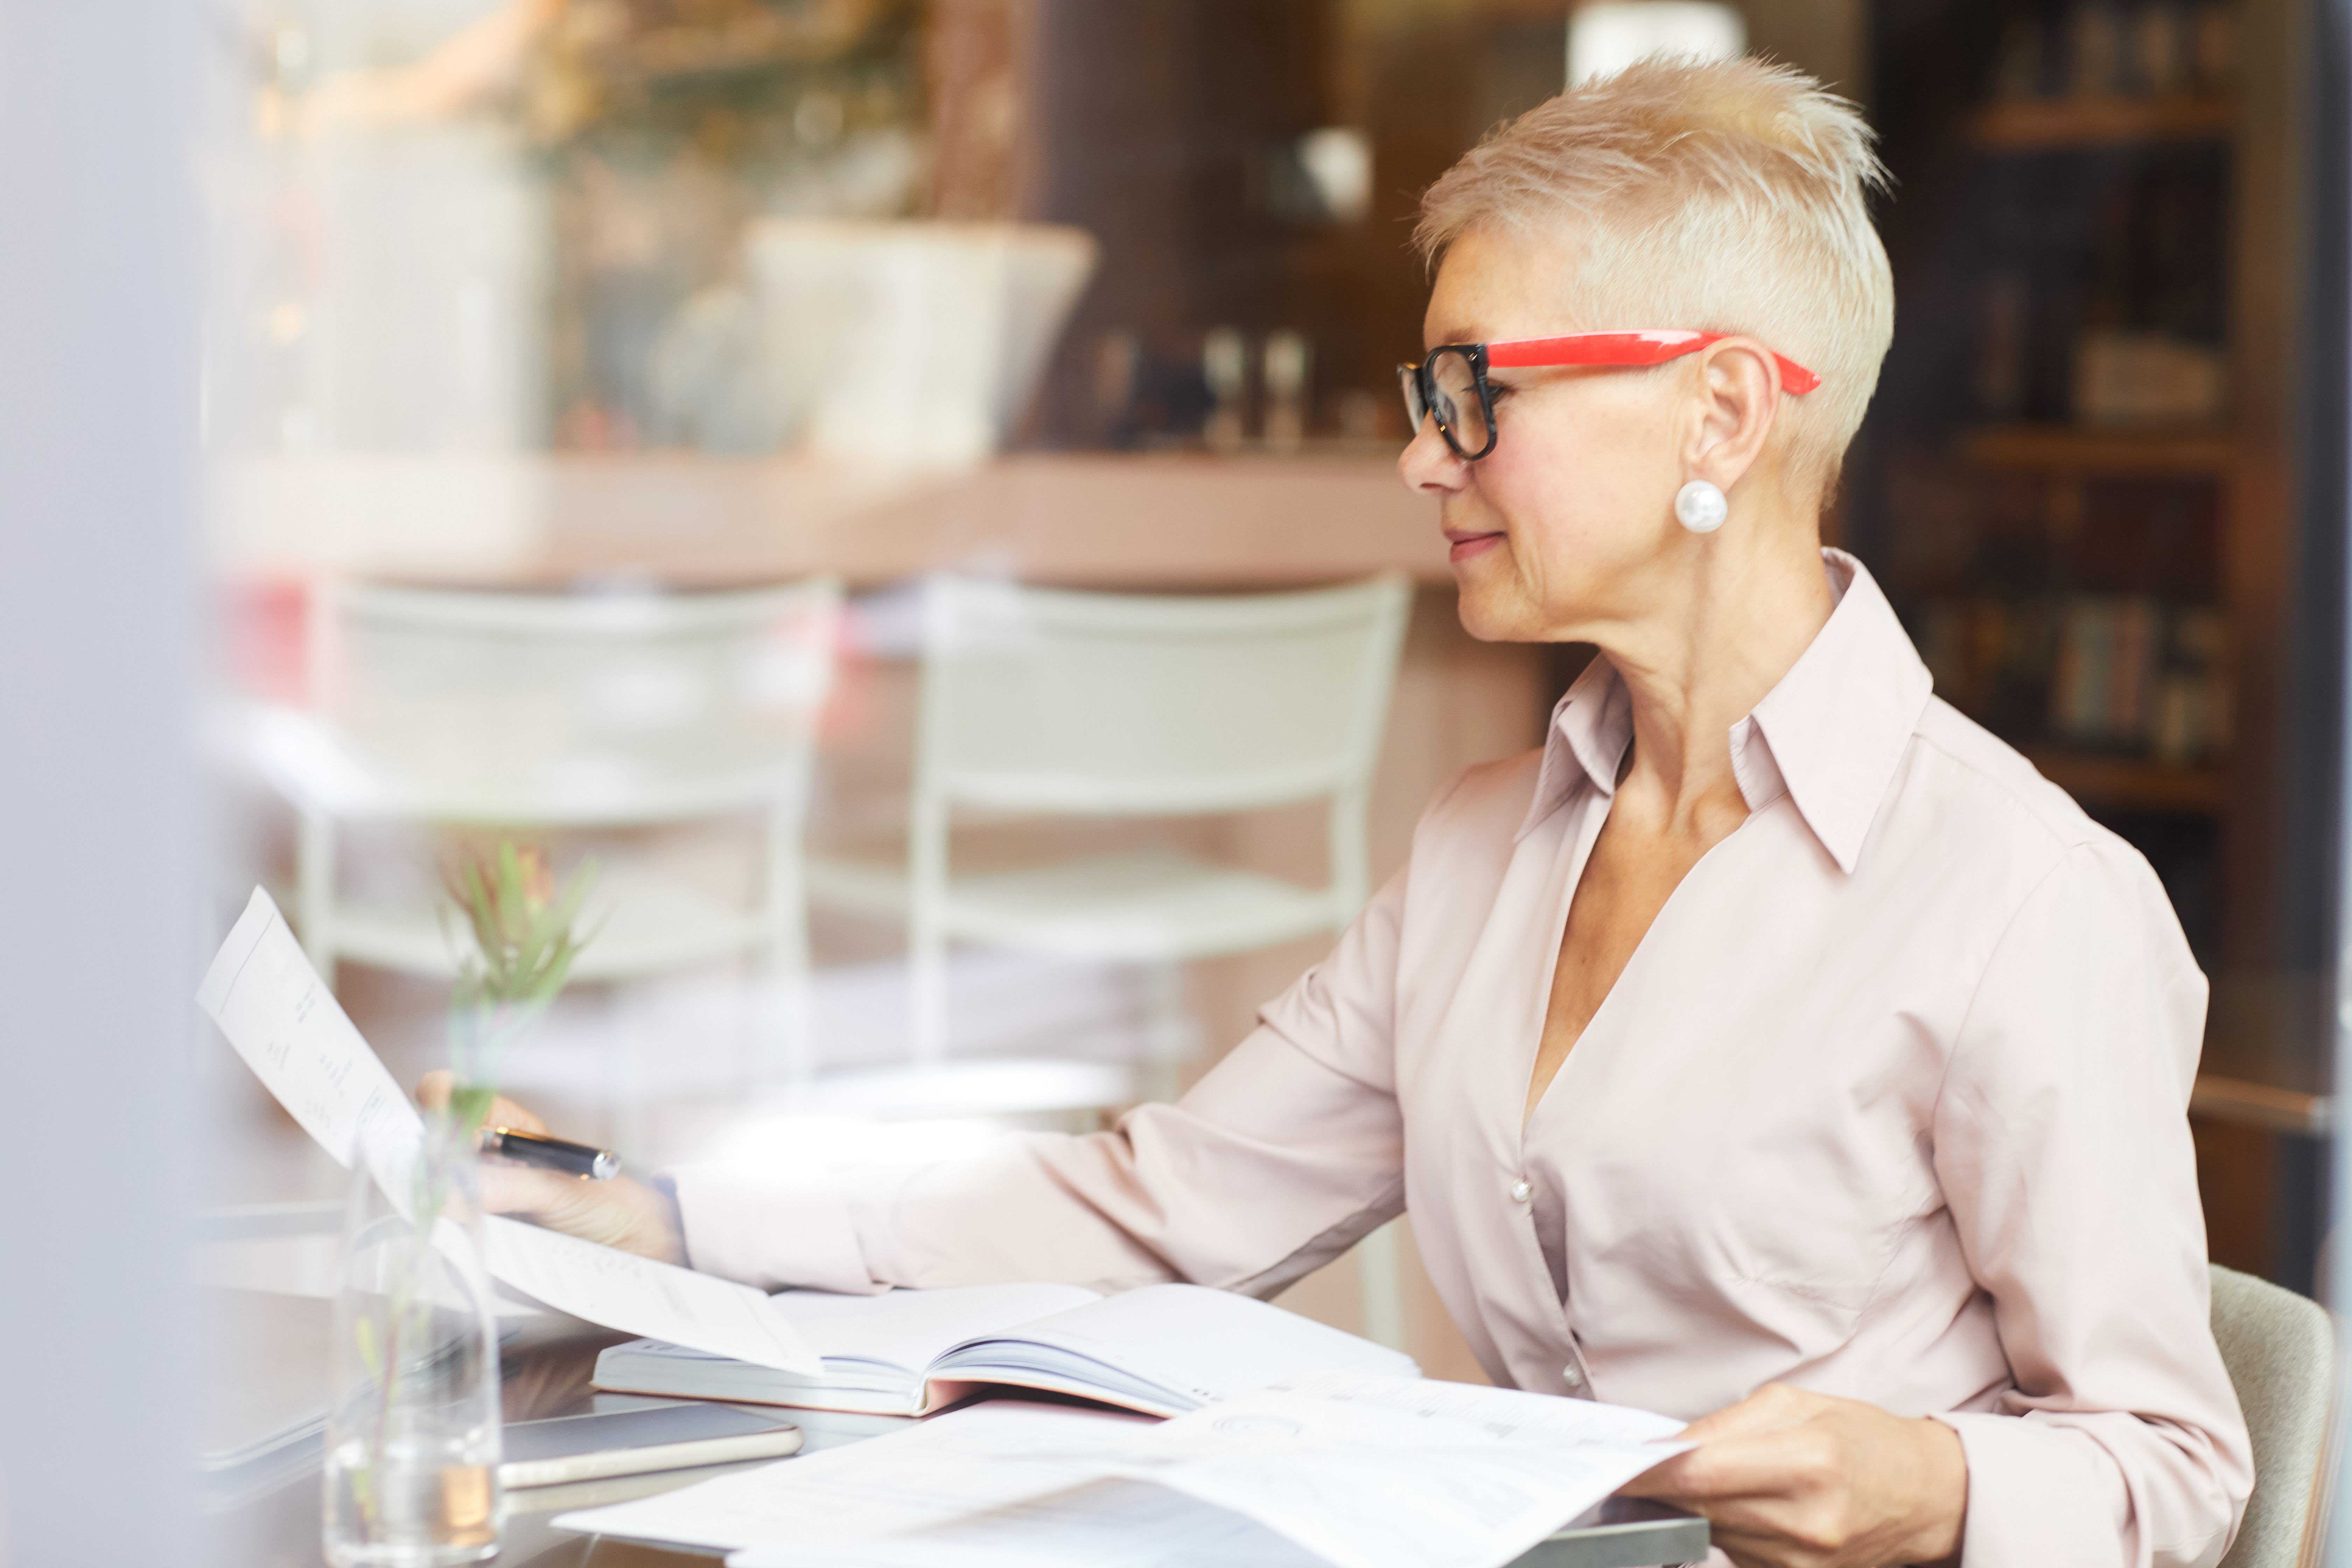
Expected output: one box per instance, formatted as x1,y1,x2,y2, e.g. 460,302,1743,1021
323,841,595,1568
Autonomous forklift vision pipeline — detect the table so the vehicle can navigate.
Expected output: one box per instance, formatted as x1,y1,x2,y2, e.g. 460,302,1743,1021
212,450,1449,591
200,1312,1707,1568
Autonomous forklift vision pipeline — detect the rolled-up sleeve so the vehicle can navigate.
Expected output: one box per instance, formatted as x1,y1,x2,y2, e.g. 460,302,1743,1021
1931,842,2253,1568
670,866,1411,1298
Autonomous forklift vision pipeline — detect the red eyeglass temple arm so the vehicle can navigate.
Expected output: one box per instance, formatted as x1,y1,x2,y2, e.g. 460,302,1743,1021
1485,332,1822,395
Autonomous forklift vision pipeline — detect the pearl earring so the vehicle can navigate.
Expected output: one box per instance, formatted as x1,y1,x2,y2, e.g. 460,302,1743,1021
1675,479,1728,534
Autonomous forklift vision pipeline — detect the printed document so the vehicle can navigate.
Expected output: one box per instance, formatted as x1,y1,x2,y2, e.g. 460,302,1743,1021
198,887,818,1375
1094,1373,1689,1568
560,1373,1688,1568
560,1402,1322,1566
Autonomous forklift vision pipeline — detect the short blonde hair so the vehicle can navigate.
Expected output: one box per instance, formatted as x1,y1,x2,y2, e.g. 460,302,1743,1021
1416,56,1893,493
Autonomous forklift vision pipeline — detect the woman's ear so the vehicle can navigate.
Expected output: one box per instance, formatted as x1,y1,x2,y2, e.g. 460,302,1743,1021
1682,339,1782,493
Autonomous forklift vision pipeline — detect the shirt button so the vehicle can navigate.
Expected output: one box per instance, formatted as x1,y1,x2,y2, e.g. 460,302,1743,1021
1510,1178,1532,1203
1562,1363,1588,1391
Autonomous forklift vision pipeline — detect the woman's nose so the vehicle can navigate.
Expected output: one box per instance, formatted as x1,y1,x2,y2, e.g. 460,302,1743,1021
1397,414,1470,495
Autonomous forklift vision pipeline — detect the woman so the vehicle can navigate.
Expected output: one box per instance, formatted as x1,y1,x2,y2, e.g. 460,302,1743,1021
443,57,2252,1568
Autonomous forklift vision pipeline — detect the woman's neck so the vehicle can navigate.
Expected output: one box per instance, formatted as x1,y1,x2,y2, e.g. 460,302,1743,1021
1593,498,1836,831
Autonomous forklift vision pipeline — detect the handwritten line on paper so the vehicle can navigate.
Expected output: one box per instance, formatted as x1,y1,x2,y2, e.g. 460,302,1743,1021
197,887,819,1376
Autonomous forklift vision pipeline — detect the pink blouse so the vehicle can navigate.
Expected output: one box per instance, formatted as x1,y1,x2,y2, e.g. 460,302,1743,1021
674,551,2252,1568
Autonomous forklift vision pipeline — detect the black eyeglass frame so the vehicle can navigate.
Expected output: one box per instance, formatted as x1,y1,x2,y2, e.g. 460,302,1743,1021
1397,343,1499,462
1398,330,1824,462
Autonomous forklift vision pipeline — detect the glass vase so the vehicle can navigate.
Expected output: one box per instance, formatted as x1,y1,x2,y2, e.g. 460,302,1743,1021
323,1128,505,1568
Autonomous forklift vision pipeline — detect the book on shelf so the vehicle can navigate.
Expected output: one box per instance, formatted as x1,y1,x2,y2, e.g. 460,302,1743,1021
1920,595,2228,766
1988,0,2233,106
593,1280,1419,1419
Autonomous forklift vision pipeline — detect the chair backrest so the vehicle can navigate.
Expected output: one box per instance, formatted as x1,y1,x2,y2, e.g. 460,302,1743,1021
2212,1264,2337,1568
309,576,842,825
915,573,1413,819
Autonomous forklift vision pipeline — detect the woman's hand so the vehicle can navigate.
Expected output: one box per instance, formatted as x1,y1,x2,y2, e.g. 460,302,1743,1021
1620,1383,1967,1568
416,1070,688,1266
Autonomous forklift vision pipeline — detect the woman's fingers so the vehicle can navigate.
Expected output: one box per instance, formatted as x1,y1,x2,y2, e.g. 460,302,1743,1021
408,1071,680,1261
1675,1382,1819,1443
414,1070,553,1135
1622,1385,1827,1503
1619,1392,1967,1568
1622,1424,1830,1504
473,1157,600,1219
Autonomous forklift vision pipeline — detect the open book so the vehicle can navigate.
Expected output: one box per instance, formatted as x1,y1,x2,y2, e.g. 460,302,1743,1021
594,1280,1419,1419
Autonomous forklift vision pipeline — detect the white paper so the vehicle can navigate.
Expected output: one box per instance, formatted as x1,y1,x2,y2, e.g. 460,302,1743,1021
559,1373,1689,1568
1098,1373,1690,1568
197,887,820,1375
558,1403,1315,1567
196,889,423,1173
725,1479,1323,1567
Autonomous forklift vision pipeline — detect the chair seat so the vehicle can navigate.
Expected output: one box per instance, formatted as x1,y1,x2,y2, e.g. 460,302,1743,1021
809,845,1343,961
331,874,767,981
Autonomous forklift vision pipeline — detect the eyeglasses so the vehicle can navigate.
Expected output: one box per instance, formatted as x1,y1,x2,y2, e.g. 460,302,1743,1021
1397,331,1823,461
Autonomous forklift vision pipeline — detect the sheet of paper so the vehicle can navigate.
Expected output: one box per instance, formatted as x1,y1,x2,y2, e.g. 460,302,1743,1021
1099,1373,1690,1568
197,888,424,1173
558,1403,1313,1567
725,1478,1324,1567
560,1375,1689,1568
197,887,819,1375
480,1216,818,1373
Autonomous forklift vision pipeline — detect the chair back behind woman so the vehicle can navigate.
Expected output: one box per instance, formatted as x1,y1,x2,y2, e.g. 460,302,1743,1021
2210,1264,2337,1568
317,577,843,825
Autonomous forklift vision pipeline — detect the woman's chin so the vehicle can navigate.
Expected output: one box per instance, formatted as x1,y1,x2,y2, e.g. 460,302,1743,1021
1452,581,1535,643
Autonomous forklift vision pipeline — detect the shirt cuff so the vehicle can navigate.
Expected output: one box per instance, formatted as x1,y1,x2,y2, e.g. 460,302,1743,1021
663,1161,888,1296
1936,1412,2133,1568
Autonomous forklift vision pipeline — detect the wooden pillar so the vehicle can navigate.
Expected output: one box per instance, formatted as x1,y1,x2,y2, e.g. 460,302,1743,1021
924,0,1040,221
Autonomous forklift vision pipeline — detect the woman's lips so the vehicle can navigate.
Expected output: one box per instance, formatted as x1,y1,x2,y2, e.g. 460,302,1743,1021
1445,529,1505,562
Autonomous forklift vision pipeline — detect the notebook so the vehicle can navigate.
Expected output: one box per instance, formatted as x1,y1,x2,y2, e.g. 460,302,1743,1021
498,1403,804,1490
594,1281,1419,1418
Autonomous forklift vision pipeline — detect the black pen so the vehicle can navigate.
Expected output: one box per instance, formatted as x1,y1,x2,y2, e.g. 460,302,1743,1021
479,1125,621,1181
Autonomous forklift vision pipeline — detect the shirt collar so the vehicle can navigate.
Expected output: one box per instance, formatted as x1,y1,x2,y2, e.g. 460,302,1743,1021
1514,550,1933,874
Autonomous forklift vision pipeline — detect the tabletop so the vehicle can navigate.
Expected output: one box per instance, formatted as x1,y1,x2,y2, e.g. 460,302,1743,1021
198,1306,1707,1568
212,449,1451,593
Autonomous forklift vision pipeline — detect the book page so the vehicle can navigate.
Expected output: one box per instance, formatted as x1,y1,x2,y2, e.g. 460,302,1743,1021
780,1283,1103,1371
936,1282,1416,1408
197,888,819,1375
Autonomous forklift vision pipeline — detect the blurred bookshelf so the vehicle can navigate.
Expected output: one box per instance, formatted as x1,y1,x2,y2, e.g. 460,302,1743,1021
2022,748,2229,813
1863,0,2331,1288
1958,425,2238,473
1967,94,2234,148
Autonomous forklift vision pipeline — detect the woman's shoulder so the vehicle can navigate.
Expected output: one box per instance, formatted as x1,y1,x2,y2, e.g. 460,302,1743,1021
1414,747,1548,842
1899,695,2162,889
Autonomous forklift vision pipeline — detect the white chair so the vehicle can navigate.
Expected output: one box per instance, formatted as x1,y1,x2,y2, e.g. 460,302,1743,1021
809,571,1414,1344
2211,1264,2337,1568
811,571,1412,1088
251,576,842,1096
